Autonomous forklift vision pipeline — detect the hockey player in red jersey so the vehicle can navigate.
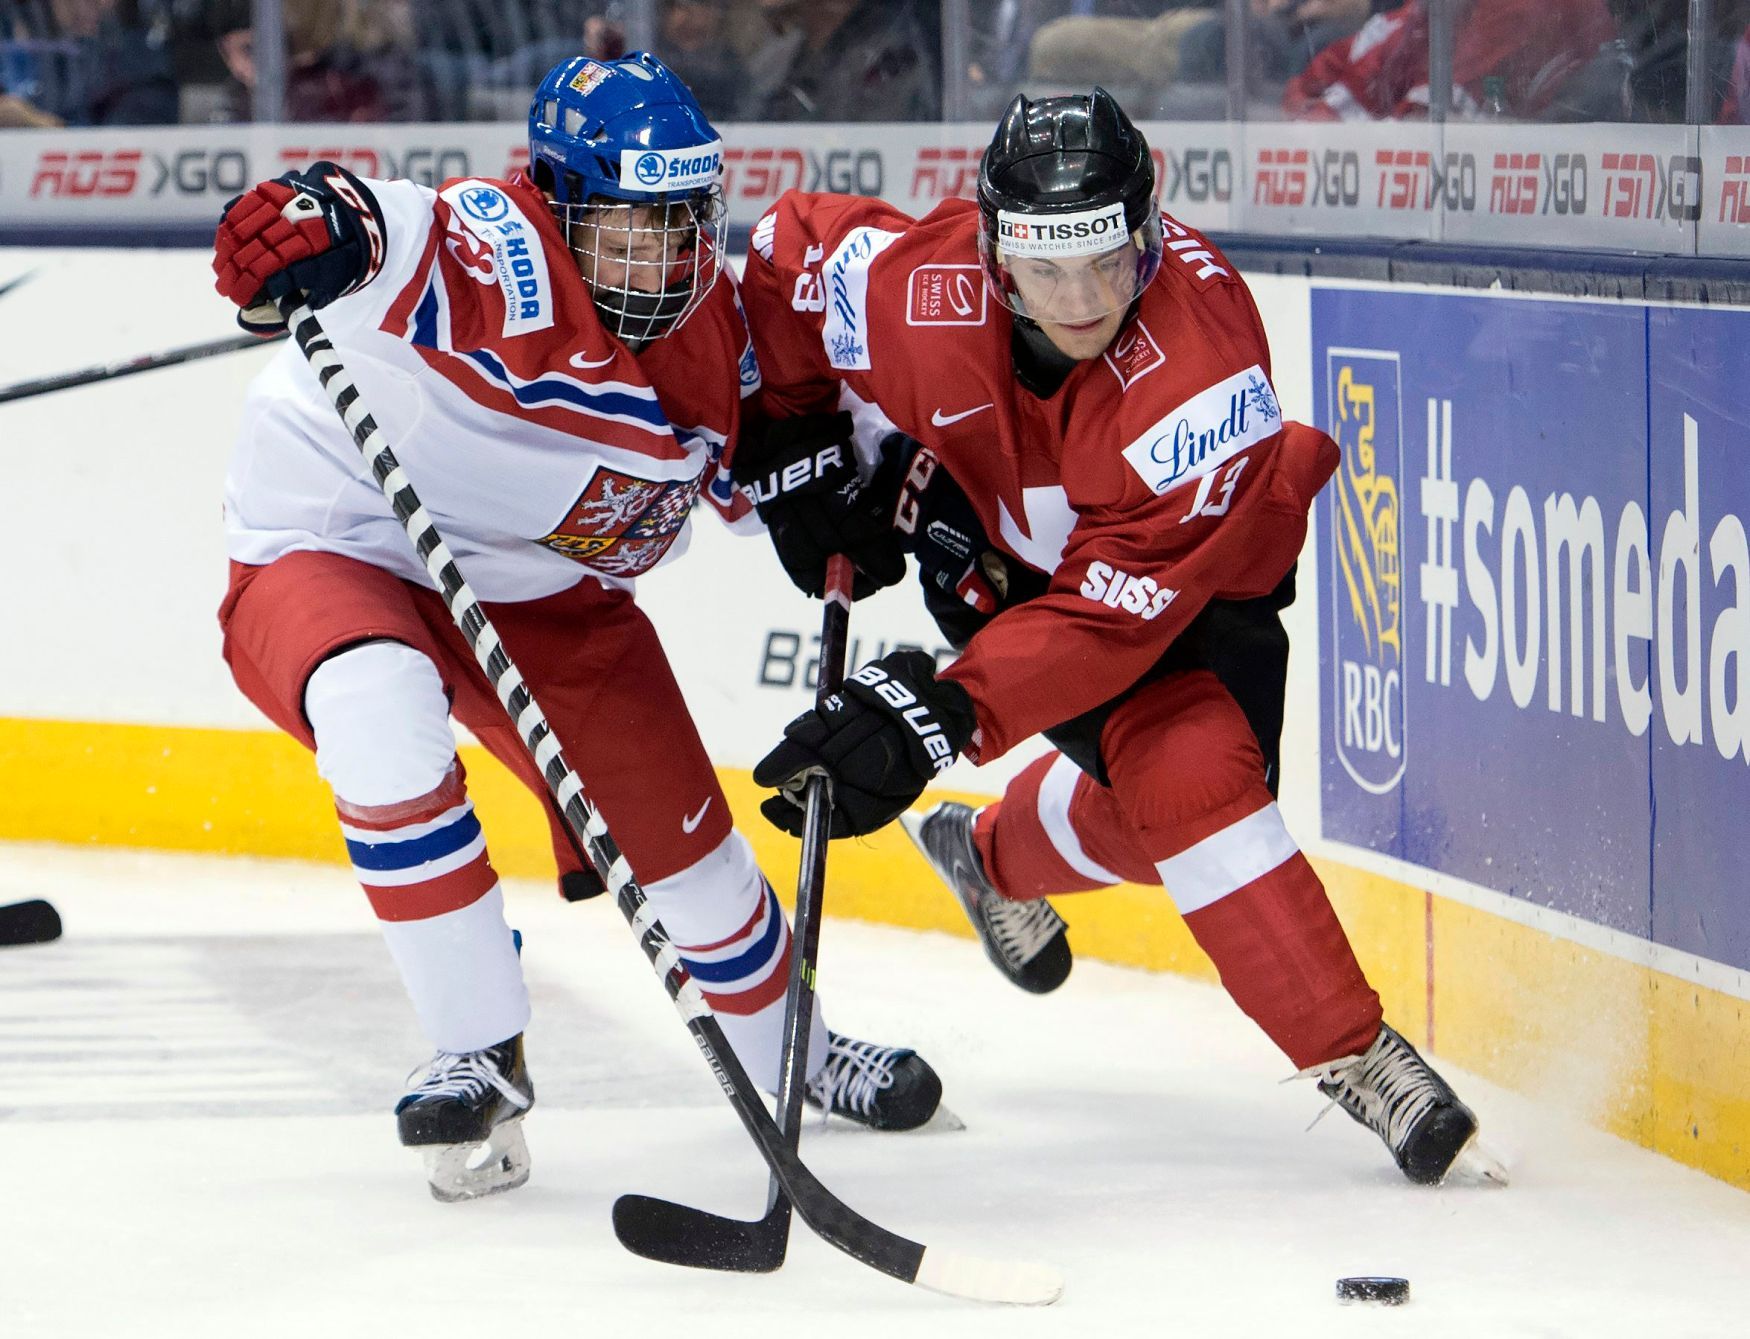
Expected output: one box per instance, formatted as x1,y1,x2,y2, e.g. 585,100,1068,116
210,54,942,1202
1282,0,1616,122
734,88,1494,1185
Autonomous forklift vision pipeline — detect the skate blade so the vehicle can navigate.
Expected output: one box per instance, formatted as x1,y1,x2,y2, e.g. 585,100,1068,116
1445,1135,1511,1187
419,1117,531,1202
925,1103,967,1133
812,1102,967,1135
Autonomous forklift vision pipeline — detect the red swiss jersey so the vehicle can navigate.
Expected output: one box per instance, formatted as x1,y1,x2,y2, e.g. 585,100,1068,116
739,193,1338,761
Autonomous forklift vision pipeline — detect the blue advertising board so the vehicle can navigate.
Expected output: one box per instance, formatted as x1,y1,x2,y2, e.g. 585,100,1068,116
1313,289,1750,973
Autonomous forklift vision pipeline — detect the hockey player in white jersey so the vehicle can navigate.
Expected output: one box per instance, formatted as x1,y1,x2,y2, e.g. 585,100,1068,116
211,53,944,1202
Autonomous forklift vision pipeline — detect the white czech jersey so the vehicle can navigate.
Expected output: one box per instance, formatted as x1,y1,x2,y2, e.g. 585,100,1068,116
224,173,758,602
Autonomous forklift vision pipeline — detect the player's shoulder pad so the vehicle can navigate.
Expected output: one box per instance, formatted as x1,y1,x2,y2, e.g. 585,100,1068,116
434,177,558,340
751,190,914,266
1154,211,1239,291
1100,289,1282,504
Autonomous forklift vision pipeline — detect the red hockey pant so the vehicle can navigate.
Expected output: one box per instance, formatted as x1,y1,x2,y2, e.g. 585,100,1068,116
974,670,1381,1070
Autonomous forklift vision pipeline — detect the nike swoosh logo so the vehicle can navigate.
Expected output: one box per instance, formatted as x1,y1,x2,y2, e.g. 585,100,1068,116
681,798,713,834
570,351,616,369
0,271,34,303
931,403,993,427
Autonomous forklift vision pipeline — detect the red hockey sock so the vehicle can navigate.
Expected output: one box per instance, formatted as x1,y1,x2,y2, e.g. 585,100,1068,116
1180,852,1381,1070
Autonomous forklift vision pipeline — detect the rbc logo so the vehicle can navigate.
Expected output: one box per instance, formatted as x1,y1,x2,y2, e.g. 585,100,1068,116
1326,351,1407,793
635,152,667,186
459,185,509,222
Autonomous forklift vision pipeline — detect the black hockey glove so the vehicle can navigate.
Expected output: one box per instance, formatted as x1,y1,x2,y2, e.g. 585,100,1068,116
213,162,386,335
754,649,977,838
731,411,908,600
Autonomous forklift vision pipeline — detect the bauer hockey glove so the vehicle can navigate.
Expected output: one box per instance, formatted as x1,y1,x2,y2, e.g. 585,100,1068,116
732,411,908,600
212,162,387,335
754,650,977,838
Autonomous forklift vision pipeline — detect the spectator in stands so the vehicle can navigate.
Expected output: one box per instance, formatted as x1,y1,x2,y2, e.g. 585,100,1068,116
207,0,430,122
1024,1,1216,95
655,0,745,124
741,0,940,122
1609,0,1750,122
1283,0,1617,120
499,0,744,122
0,0,177,126
1175,0,1386,89
1721,22,1750,121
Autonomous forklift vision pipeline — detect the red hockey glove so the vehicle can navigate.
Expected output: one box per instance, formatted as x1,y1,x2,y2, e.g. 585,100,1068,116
212,162,386,335
754,650,977,838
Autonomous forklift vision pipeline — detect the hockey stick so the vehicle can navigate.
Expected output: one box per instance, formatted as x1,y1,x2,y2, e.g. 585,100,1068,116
0,331,284,405
613,552,853,1273
0,898,62,946
278,297,1062,1307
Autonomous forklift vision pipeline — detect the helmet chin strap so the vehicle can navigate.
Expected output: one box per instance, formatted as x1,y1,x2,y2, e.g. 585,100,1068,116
588,280,698,352
1010,317,1079,399
1008,294,1144,399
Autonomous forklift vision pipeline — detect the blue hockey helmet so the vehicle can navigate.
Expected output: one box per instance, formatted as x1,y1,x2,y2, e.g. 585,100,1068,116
528,53,726,345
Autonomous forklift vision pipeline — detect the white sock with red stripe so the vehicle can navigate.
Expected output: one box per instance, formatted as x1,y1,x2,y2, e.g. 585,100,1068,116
307,642,530,1054
642,831,828,1090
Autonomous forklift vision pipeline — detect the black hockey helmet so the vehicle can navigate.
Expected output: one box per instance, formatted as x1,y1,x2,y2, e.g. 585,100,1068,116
976,89,1162,324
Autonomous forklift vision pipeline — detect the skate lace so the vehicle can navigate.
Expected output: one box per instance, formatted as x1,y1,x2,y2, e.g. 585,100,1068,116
1293,1033,1439,1153
405,1049,531,1110
986,895,1065,967
807,1035,902,1120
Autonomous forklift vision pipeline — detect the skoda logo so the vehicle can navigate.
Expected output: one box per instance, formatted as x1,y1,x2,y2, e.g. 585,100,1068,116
634,152,667,186
459,186,509,222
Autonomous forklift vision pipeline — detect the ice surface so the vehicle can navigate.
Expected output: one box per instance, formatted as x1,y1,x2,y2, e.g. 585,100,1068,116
2,844,1746,1337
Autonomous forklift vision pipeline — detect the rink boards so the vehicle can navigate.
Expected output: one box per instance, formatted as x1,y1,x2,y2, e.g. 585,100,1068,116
0,248,1744,1192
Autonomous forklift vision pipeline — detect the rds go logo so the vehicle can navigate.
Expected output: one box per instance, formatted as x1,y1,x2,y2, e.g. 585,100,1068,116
635,152,667,186
1327,351,1406,793
459,185,510,222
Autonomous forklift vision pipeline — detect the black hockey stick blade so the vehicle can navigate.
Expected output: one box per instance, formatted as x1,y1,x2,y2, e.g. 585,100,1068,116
0,898,62,946
613,1194,788,1273
611,1108,1063,1306
613,564,853,1277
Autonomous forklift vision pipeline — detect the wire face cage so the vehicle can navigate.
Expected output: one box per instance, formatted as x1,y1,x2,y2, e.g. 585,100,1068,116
545,185,726,349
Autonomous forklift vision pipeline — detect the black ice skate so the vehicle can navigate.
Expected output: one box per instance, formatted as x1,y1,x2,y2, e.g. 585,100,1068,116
1308,1023,1506,1185
396,1034,535,1202
804,1031,943,1132
902,801,1071,994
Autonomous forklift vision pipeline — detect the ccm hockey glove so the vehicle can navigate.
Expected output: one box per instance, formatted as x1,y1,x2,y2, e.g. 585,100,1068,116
213,162,387,335
754,649,977,838
891,442,1002,614
732,411,908,600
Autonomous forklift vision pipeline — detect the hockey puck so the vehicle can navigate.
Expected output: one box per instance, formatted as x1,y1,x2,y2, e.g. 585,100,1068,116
1335,1276,1410,1306
0,898,62,947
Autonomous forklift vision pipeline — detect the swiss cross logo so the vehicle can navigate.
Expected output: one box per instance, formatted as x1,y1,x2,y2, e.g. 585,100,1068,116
1103,320,1164,391
537,467,703,576
906,264,987,326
